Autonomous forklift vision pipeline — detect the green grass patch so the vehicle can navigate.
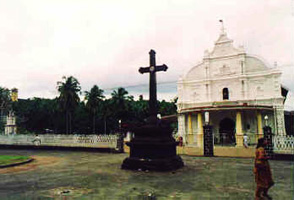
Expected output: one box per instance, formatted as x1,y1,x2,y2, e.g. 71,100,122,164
0,155,30,166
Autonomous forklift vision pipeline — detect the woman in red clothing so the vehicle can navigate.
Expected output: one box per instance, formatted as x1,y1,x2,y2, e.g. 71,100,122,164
254,138,274,200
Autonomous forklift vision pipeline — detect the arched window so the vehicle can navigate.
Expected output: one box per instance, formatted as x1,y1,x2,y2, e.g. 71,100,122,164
223,88,229,100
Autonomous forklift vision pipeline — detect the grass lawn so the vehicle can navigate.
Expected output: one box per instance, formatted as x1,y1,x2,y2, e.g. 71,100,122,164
0,155,30,166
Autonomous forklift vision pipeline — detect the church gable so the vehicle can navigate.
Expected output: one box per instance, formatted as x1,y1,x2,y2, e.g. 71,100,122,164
209,57,242,78
184,33,246,81
210,39,242,59
208,32,245,59
178,25,283,108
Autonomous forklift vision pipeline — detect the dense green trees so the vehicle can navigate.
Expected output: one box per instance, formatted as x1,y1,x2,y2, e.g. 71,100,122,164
10,76,177,135
0,87,11,116
0,87,12,130
13,98,60,133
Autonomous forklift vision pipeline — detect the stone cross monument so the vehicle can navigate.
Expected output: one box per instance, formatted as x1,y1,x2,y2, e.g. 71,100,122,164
121,50,184,171
139,50,168,123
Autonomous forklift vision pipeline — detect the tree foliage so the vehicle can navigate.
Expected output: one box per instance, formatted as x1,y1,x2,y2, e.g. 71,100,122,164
57,76,81,134
110,87,132,120
85,85,104,134
7,77,178,135
0,87,11,116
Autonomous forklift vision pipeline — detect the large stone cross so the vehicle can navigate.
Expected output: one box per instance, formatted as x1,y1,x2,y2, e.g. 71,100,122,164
139,50,168,122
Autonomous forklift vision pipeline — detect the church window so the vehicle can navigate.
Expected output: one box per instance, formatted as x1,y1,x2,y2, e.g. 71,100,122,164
223,88,229,100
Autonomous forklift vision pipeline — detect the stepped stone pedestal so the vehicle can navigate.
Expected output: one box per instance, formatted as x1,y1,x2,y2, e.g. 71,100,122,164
121,121,184,171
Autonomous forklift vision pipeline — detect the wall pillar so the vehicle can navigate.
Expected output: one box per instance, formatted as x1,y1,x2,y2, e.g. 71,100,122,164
197,113,204,148
256,112,263,143
235,111,243,147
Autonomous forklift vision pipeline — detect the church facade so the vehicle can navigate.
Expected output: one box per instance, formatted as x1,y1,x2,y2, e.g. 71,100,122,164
177,29,286,148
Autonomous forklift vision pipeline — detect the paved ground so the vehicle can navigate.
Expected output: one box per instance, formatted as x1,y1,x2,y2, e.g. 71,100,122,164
0,149,293,200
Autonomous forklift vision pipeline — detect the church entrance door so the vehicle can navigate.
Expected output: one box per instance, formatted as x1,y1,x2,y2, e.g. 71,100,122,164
219,118,236,145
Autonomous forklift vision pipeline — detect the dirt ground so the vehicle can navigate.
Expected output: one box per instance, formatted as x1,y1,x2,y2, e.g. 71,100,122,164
0,156,60,174
0,149,293,200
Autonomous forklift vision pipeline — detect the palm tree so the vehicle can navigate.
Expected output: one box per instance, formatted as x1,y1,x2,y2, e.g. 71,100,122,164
85,85,104,134
101,99,112,134
110,87,130,119
57,76,81,134
109,87,136,132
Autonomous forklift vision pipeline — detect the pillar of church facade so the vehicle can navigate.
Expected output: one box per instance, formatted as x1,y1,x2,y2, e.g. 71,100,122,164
177,114,187,144
235,111,243,147
206,83,211,102
187,113,194,145
197,112,204,148
256,111,263,143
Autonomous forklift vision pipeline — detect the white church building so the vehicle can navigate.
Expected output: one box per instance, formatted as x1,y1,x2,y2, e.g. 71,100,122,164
177,26,287,149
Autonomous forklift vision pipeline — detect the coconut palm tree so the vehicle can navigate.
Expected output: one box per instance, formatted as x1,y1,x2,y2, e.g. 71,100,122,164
109,87,137,132
111,87,131,120
101,99,113,134
57,76,81,134
85,85,104,134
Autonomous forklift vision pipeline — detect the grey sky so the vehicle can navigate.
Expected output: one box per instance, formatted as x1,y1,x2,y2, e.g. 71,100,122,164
0,0,293,105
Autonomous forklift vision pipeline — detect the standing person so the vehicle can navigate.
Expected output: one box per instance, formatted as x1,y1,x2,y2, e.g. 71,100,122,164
32,134,41,146
254,138,274,200
177,136,183,147
243,133,249,148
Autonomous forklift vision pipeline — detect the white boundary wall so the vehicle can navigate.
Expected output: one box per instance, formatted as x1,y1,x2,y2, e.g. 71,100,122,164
0,134,119,149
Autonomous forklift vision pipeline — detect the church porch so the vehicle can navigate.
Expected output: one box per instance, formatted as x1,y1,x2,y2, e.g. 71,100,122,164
177,105,275,157
176,145,256,158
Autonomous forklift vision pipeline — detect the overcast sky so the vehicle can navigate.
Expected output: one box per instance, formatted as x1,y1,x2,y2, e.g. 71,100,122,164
0,0,293,104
